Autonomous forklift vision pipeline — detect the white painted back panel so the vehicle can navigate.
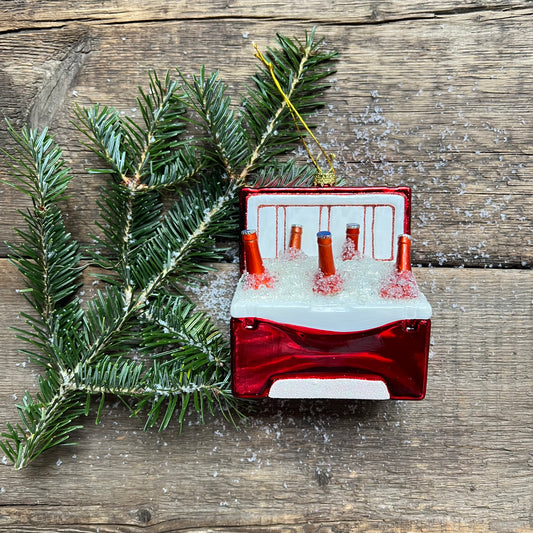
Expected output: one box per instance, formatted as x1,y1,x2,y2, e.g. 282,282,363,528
245,191,406,261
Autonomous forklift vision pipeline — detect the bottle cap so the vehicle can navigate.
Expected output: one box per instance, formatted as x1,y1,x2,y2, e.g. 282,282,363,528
242,229,258,240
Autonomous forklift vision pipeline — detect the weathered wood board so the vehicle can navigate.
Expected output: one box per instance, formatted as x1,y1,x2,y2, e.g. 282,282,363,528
0,262,531,532
0,2,532,267
0,1,531,531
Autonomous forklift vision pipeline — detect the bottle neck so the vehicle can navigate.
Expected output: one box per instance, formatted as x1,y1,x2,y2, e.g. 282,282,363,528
242,231,265,275
289,225,302,249
317,232,336,276
396,234,412,272
342,224,360,261
345,225,360,251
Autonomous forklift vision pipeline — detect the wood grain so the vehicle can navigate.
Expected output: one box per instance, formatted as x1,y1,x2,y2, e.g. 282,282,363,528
0,1,531,531
0,5,532,266
1,1,532,29
0,260,531,532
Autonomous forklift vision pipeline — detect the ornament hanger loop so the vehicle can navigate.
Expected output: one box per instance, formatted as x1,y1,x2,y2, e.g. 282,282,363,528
253,43,337,186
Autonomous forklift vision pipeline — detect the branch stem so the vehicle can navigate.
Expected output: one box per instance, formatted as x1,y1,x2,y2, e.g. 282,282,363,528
13,182,237,468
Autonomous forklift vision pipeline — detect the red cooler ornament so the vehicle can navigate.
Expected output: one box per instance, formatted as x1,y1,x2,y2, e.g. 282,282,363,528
230,187,432,400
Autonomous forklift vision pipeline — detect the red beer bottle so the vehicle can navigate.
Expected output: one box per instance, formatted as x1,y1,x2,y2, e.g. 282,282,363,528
380,234,419,299
313,231,343,295
242,229,274,289
284,224,306,260
342,222,361,261
288,224,303,250
396,234,413,272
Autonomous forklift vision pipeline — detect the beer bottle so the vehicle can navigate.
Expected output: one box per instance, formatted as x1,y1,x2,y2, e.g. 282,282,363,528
284,224,307,260
380,234,419,299
396,234,413,272
342,223,361,261
288,224,303,250
313,231,343,295
242,229,274,289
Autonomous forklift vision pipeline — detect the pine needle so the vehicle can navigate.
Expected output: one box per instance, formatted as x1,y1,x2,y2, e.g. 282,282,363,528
1,29,338,468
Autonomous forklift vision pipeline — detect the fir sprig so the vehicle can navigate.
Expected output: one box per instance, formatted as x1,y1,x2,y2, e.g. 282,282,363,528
178,28,338,183
5,126,84,317
241,28,338,179
1,29,338,468
178,67,249,179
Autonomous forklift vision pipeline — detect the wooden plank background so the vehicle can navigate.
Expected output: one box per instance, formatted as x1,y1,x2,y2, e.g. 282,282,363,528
0,1,531,531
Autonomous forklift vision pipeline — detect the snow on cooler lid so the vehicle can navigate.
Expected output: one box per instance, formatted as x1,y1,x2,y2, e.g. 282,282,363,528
230,256,432,332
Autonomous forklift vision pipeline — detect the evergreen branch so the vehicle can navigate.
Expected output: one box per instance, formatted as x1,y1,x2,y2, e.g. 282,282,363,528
3,123,72,205
240,28,338,179
1,289,88,469
137,293,239,431
131,70,188,177
3,125,84,356
177,67,249,180
9,206,83,318
130,178,239,293
140,361,238,430
1,30,338,468
75,353,240,431
75,355,146,397
5,176,240,467
90,183,162,291
80,74,203,293
2,127,88,470
250,159,317,188
74,104,133,182
82,286,133,359
142,293,230,371
141,145,203,190
254,41,336,180
75,71,194,191
3,285,134,469
12,300,86,373
0,372,86,469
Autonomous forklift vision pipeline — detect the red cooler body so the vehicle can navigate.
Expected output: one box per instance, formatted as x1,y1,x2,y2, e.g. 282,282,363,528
230,187,432,400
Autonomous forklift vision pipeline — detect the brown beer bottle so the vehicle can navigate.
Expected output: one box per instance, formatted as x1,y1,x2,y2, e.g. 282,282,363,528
342,223,361,261
313,231,343,295
242,229,274,289
380,234,419,299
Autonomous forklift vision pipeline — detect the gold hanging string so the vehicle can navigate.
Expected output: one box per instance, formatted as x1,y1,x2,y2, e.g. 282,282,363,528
253,43,337,186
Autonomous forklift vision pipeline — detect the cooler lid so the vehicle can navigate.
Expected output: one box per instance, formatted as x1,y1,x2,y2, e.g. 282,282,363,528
239,186,411,272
